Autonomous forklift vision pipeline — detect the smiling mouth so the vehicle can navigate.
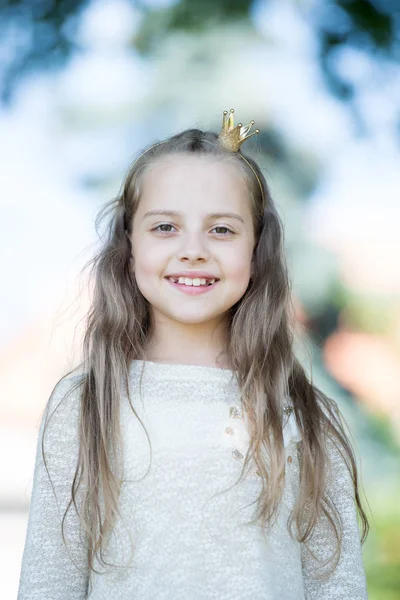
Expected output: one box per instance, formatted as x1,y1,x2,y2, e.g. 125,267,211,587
165,276,219,287
165,277,219,293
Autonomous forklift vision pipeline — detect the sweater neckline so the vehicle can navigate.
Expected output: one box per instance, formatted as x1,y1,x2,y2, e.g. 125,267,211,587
129,359,238,383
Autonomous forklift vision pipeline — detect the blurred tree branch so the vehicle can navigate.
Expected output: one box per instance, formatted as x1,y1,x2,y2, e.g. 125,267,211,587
0,0,398,105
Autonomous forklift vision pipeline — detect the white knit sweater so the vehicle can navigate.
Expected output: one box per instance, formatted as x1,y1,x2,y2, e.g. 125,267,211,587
18,360,368,599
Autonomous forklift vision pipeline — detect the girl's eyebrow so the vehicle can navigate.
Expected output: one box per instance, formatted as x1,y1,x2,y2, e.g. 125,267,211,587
142,209,245,224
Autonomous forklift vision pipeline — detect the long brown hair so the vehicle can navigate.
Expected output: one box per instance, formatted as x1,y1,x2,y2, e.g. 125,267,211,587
43,128,369,592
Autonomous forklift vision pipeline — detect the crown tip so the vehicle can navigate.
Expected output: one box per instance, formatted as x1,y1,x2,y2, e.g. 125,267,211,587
219,109,261,152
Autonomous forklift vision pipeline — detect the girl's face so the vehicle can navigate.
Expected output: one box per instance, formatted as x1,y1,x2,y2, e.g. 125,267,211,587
130,154,255,333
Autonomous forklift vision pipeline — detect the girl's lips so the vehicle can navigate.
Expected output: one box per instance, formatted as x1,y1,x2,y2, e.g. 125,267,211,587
165,277,219,295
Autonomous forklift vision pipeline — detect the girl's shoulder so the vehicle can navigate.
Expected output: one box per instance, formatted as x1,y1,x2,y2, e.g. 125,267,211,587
41,372,85,440
307,393,356,485
47,371,85,410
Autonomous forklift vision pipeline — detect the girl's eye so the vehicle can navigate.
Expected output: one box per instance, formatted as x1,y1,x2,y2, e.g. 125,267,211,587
153,224,175,234
211,226,234,235
151,224,235,236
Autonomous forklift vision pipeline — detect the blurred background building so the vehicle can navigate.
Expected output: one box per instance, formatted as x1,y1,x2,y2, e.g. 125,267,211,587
1,0,399,598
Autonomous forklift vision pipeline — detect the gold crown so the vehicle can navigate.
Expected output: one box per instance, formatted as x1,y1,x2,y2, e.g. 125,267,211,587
218,108,260,152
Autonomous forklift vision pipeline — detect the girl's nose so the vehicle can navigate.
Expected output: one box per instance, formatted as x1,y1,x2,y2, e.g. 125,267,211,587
177,233,211,262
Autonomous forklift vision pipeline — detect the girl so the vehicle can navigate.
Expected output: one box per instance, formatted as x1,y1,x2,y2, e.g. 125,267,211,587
18,109,369,599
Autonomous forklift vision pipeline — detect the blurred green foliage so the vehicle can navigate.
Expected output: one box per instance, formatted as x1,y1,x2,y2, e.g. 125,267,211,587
363,482,400,600
0,0,399,107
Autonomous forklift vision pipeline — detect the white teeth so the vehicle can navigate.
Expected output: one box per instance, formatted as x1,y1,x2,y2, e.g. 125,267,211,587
168,277,216,287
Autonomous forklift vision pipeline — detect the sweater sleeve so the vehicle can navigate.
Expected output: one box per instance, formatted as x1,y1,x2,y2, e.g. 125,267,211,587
18,375,89,599
300,434,368,599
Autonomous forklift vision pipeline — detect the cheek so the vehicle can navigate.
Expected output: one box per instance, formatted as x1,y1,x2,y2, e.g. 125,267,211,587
132,239,166,279
223,249,252,281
